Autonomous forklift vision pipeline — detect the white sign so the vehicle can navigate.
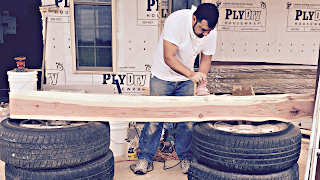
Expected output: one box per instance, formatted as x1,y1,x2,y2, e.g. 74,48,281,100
137,0,159,26
287,3,320,32
217,2,267,32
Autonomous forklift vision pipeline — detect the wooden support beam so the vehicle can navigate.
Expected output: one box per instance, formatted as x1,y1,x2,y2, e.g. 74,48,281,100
9,90,314,122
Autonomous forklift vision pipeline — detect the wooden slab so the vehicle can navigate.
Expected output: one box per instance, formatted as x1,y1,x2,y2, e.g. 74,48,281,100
9,90,315,123
207,65,317,94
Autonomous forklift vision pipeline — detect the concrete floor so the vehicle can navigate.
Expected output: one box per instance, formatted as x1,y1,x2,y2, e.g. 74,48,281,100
114,159,187,180
0,136,312,180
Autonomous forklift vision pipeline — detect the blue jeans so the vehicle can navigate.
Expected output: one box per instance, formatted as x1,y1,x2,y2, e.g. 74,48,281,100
137,75,195,163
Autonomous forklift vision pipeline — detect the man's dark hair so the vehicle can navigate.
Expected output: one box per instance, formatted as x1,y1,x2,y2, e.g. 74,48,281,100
193,3,219,28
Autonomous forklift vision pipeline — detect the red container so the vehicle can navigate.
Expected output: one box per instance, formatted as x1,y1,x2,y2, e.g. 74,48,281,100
14,56,26,72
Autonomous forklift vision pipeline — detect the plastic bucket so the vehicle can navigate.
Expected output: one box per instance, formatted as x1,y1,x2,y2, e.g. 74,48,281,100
109,121,128,157
7,70,38,91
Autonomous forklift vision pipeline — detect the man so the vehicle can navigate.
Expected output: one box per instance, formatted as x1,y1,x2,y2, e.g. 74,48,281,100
134,3,219,175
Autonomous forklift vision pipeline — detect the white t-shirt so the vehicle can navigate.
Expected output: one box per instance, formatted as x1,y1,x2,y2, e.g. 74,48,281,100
151,6,217,81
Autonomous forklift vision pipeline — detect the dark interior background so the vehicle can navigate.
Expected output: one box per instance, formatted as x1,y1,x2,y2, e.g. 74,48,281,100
0,0,43,102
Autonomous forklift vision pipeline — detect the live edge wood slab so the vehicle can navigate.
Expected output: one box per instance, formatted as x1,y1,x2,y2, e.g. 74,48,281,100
9,90,315,123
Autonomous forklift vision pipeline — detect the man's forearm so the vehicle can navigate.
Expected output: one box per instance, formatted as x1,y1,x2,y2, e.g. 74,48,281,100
163,40,193,78
198,54,212,75
164,56,193,78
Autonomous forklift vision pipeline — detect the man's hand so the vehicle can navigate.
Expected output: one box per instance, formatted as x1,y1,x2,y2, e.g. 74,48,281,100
189,72,207,84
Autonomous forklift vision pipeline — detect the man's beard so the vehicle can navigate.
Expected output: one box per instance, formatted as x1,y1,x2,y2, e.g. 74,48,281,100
193,22,204,38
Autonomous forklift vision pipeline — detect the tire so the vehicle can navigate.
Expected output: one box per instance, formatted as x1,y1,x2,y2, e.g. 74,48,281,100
5,149,114,180
0,118,110,169
188,159,299,180
192,121,301,174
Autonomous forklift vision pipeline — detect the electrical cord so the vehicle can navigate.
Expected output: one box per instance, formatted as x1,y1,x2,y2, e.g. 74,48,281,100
155,140,181,170
129,124,181,172
129,140,181,173
163,160,181,170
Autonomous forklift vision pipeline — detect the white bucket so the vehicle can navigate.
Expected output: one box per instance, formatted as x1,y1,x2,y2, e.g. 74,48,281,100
7,70,38,91
109,121,128,157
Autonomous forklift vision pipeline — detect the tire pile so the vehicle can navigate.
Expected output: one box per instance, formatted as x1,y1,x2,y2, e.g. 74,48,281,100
0,119,114,180
188,121,301,180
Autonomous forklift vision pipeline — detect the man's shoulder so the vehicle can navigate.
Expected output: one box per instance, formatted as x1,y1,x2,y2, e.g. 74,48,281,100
164,9,191,30
204,29,217,41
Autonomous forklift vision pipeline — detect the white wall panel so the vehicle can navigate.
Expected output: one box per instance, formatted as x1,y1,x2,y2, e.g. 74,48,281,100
42,0,319,95
43,0,158,94
204,0,320,65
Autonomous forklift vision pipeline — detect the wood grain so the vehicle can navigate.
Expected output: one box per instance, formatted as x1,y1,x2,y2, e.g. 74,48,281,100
9,90,315,123
207,65,317,94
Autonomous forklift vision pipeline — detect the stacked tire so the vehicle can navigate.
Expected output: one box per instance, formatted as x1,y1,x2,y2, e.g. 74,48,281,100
189,120,301,180
0,118,114,180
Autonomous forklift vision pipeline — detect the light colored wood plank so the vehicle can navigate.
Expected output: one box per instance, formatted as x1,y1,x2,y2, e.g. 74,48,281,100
9,90,314,123
302,138,310,143
43,85,114,94
209,78,315,85
212,82,315,89
291,118,313,130
136,85,150,91
210,65,317,71
301,129,311,136
211,88,315,94
208,73,316,79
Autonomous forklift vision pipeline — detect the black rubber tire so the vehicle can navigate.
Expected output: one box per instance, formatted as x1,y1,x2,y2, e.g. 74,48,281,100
5,149,114,180
192,121,301,174
188,159,299,180
0,118,110,169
